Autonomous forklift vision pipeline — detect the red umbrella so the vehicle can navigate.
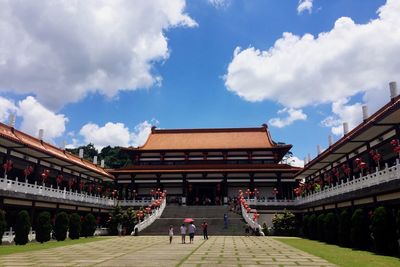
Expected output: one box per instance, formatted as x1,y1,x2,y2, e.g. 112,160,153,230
183,218,194,223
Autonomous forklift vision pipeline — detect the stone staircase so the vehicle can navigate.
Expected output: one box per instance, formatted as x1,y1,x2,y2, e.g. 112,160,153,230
140,205,245,236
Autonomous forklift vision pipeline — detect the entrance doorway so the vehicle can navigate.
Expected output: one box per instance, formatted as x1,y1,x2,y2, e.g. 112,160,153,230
187,183,221,205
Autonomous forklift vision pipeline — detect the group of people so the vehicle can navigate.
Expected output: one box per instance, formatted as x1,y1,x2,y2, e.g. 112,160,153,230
168,221,209,244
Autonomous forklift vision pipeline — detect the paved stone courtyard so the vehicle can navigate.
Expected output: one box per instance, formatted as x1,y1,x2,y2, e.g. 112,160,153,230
0,236,335,267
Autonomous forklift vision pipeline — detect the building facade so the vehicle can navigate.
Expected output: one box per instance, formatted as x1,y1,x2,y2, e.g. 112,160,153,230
111,125,301,205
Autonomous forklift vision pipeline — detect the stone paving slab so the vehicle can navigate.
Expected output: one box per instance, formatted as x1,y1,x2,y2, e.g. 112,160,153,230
0,236,335,267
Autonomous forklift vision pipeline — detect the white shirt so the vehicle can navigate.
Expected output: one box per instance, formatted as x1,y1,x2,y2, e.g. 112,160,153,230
180,226,187,234
169,228,174,236
188,224,196,234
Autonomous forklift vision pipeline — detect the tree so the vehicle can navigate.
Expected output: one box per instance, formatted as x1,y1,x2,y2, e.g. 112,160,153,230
371,206,398,255
0,210,6,245
14,210,31,245
308,214,318,240
82,213,96,237
338,209,351,247
323,212,338,244
350,209,369,249
69,213,81,240
317,213,325,241
262,222,269,236
108,206,124,235
123,208,137,235
66,143,98,161
272,210,297,236
55,212,69,241
36,211,51,243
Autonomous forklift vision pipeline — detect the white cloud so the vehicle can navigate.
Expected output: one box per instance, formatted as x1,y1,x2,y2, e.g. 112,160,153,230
79,120,156,150
268,108,307,128
224,0,400,112
321,98,363,136
0,0,196,109
0,97,17,123
208,0,231,9
18,96,68,140
297,0,313,14
290,156,305,167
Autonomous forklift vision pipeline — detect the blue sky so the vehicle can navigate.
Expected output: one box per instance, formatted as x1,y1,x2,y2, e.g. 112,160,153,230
1,0,398,166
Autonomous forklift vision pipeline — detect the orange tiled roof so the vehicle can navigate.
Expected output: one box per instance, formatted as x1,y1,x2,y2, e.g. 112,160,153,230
133,125,282,150
0,122,113,179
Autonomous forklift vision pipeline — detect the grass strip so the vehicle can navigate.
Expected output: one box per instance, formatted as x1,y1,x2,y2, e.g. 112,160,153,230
0,237,110,256
176,240,207,267
275,237,400,267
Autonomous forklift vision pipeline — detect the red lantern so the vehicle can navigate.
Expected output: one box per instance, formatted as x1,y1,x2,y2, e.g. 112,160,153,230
79,181,84,191
272,188,278,196
56,175,63,186
3,160,13,175
68,178,76,189
23,165,33,180
41,169,50,184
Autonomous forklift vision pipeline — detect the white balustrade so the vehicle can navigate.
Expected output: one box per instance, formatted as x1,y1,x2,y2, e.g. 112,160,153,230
0,177,116,207
119,199,153,207
297,159,400,205
1,227,36,243
248,198,295,206
241,205,264,236
132,198,166,234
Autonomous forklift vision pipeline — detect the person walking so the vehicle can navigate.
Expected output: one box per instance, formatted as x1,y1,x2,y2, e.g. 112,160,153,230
168,225,174,244
180,223,187,244
188,221,196,244
201,221,208,240
223,213,228,229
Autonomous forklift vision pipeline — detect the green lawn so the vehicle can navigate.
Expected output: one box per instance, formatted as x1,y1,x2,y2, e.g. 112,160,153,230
0,237,110,256
275,237,400,267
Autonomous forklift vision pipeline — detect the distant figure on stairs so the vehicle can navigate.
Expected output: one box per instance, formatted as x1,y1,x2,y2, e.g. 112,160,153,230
180,223,187,244
201,221,208,240
224,213,228,229
188,222,196,244
169,225,174,244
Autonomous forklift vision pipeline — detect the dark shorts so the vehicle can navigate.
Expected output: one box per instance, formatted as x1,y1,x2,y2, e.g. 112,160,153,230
189,233,194,239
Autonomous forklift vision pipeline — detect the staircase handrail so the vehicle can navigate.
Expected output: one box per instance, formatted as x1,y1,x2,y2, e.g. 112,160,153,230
241,205,264,236
133,198,166,234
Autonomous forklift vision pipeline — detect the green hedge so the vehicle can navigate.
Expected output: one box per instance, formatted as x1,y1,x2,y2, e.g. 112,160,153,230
36,211,52,243
338,209,351,247
317,214,325,241
371,206,398,255
55,212,69,241
350,208,369,249
0,210,6,245
81,213,96,237
308,214,317,240
323,212,337,244
14,210,31,245
302,215,309,238
69,213,81,240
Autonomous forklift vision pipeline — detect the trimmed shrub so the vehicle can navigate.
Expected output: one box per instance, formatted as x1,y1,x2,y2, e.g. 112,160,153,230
371,206,398,255
338,209,351,247
54,212,69,241
81,213,96,237
323,212,338,244
108,206,124,235
397,209,400,240
272,210,297,236
350,208,369,249
14,210,31,245
68,213,81,240
262,222,269,236
317,213,325,241
302,215,310,238
36,211,51,243
0,210,6,245
308,214,318,240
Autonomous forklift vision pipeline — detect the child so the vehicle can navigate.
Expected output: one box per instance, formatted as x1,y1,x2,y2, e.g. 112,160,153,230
180,223,187,244
169,225,174,244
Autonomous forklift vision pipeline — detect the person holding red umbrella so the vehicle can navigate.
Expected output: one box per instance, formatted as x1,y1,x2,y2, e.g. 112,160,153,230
188,221,196,244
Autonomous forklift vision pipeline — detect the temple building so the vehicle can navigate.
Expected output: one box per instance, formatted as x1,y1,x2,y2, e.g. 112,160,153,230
111,125,301,205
